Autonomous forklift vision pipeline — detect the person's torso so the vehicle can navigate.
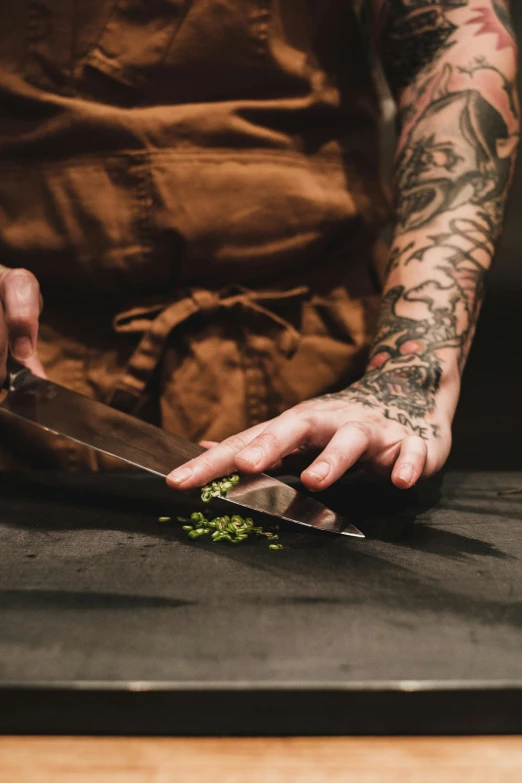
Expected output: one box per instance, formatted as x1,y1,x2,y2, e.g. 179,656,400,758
0,0,389,299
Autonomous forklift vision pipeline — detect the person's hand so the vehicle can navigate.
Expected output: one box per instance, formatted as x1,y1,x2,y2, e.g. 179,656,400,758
166,370,453,492
0,265,45,383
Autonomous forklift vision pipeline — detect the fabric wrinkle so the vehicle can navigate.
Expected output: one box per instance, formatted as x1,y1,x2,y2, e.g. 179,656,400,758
0,0,389,470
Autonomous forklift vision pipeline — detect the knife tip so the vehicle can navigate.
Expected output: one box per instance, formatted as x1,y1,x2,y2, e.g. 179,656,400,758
342,524,365,539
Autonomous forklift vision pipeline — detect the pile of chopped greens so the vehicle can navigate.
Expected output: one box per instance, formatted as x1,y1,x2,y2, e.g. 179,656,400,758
159,473,284,549
184,512,282,548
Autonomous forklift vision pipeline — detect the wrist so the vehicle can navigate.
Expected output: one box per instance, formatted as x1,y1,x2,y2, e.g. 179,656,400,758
357,352,459,430
365,341,462,393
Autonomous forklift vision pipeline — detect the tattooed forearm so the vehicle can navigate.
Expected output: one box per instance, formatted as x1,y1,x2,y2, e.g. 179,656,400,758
329,0,519,437
466,0,517,53
394,63,514,233
458,57,518,119
377,1,517,94
378,1,467,94
324,268,481,439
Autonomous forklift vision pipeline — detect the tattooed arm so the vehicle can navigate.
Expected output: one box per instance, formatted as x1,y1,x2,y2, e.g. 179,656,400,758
359,0,519,436
167,0,519,495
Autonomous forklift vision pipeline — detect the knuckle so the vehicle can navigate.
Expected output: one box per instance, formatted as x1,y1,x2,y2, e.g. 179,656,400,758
5,268,39,291
5,312,36,332
294,407,319,429
324,444,349,464
192,454,216,475
222,434,250,456
345,420,375,440
404,438,428,458
2,269,41,325
253,430,282,453
281,406,303,421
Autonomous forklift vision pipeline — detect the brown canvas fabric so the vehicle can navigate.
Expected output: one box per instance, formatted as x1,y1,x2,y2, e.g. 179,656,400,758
0,0,390,470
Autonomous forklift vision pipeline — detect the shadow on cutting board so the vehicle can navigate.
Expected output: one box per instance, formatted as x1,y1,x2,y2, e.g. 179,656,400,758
0,468,509,564
0,466,443,544
0,467,500,563
0,471,519,640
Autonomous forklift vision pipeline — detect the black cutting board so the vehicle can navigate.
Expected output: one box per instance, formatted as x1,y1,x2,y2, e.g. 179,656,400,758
0,469,521,735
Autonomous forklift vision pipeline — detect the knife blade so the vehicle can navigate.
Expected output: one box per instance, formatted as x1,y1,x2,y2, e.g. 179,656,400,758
0,365,364,537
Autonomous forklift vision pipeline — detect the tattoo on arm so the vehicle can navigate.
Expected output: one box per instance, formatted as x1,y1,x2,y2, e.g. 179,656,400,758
378,0,467,94
377,1,517,94
394,65,514,233
458,57,518,118
323,1,519,439
466,0,517,53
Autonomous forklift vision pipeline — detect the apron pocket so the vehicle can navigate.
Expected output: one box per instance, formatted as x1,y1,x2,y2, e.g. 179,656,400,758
83,0,195,90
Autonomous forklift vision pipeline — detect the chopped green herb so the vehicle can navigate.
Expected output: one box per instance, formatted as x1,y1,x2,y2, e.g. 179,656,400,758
164,510,283,549
161,474,282,547
200,473,240,502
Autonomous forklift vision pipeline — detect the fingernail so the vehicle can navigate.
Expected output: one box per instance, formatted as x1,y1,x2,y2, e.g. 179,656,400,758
237,447,264,466
13,337,33,360
398,465,414,485
167,466,193,485
307,461,330,481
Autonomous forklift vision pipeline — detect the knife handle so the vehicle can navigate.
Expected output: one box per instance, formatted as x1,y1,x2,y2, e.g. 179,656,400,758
3,355,28,391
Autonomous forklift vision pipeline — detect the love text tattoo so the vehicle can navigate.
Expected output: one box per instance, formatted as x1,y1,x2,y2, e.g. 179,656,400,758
325,1,519,439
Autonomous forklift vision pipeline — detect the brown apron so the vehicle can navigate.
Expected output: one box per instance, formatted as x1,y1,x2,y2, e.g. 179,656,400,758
0,0,390,470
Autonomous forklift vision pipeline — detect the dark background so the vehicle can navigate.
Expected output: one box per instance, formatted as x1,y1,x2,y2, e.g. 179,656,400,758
374,2,521,470
400,5,522,470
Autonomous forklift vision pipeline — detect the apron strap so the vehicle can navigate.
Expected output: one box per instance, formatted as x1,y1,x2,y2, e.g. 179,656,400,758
107,284,308,414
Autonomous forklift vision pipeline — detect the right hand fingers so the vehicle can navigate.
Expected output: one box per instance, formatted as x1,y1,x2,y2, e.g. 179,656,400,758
167,419,278,489
0,266,42,362
199,440,284,472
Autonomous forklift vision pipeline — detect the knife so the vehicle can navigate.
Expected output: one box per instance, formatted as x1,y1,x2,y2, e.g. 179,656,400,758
0,360,363,538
